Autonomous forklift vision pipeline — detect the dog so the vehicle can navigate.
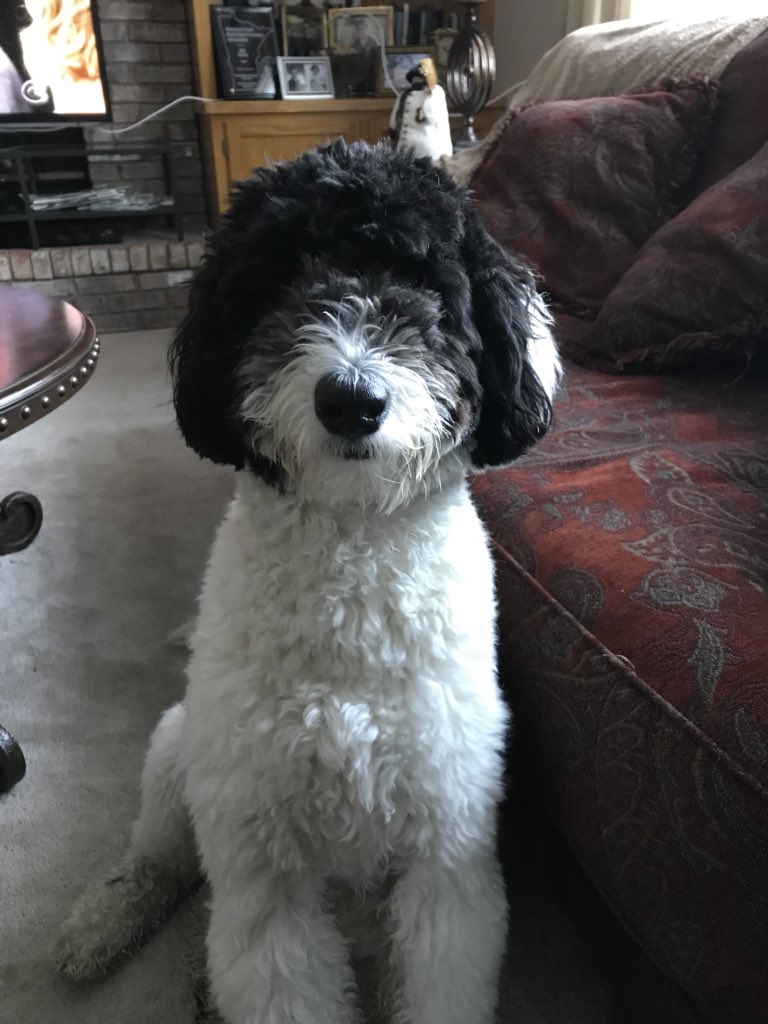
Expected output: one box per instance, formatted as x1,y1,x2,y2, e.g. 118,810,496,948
53,140,560,1024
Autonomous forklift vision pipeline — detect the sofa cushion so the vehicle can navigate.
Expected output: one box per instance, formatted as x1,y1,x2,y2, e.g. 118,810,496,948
564,140,768,372
470,79,719,314
692,27,768,193
472,361,768,1020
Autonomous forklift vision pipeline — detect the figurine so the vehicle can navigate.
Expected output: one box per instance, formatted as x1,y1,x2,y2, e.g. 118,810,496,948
389,58,452,163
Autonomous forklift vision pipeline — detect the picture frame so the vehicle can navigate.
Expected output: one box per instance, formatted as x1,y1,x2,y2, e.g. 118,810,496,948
327,6,394,52
210,5,278,99
433,28,458,81
281,5,328,57
375,47,430,96
327,48,376,98
277,55,335,99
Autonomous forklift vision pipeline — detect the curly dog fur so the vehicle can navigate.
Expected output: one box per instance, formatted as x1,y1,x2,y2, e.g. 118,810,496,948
54,140,560,1024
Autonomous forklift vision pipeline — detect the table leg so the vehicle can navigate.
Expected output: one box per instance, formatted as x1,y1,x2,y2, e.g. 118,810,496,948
0,491,43,555
0,724,26,792
0,491,40,792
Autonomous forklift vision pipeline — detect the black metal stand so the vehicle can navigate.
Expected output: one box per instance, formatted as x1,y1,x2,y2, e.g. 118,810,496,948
0,491,43,555
0,143,184,249
0,491,40,791
445,0,496,150
0,725,26,793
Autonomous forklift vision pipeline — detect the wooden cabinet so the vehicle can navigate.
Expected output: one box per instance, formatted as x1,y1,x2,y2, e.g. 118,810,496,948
188,0,499,219
200,98,395,214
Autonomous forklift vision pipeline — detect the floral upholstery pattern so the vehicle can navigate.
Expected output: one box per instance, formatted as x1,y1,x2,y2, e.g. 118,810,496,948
472,362,768,1021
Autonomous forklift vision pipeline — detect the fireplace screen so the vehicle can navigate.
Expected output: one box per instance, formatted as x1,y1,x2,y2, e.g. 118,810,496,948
0,0,110,122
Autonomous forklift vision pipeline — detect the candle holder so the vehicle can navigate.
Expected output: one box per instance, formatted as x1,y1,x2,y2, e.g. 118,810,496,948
445,0,496,149
444,0,499,149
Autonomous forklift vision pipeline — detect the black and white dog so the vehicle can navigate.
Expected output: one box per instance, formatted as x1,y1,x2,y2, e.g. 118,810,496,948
55,141,560,1024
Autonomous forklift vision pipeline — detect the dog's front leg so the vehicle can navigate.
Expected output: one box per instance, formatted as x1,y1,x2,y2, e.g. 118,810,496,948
387,851,507,1024
205,864,360,1024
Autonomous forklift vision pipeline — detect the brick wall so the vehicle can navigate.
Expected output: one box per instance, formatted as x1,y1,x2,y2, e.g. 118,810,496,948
0,238,204,332
1,0,211,332
83,0,207,230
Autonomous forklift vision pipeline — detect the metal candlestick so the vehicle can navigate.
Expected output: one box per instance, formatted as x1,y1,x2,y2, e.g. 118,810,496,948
445,0,496,149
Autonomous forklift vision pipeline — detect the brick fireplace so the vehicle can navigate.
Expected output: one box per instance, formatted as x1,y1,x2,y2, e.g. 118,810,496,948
0,0,209,332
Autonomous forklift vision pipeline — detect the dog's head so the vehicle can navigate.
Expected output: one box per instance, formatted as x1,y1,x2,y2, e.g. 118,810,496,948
170,140,560,512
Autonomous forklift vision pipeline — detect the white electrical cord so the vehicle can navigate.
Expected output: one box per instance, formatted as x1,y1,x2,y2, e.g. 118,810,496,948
95,95,215,134
0,95,215,134
485,78,526,109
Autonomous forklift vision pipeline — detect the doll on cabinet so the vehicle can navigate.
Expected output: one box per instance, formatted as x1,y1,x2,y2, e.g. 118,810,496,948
389,58,452,163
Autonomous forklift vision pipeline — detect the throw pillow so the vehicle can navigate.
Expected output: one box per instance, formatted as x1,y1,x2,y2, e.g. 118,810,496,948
691,28,768,194
470,79,720,314
569,140,768,373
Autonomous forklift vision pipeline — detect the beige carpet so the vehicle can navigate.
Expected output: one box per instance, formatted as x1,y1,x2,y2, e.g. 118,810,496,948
0,329,614,1023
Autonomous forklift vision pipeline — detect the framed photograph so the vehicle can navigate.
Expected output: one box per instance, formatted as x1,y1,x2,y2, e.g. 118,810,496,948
433,28,458,81
327,7,394,52
210,5,278,99
375,47,430,95
327,48,376,98
277,56,334,99
281,5,328,57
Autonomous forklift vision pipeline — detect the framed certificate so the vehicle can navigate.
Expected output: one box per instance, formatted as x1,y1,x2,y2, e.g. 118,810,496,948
210,6,279,99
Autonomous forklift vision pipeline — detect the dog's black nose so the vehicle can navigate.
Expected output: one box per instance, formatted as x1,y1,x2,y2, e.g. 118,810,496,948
314,373,388,436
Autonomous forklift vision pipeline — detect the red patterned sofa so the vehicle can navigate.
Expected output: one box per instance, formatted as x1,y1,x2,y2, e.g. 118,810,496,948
461,20,768,1024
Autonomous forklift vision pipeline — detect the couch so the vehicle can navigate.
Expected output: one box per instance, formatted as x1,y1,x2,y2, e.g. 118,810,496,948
451,17,768,1023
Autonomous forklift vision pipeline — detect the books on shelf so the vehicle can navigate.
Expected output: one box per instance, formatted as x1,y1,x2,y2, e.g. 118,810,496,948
391,5,459,48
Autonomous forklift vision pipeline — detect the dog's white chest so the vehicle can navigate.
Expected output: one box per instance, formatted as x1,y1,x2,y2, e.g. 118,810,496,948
183,474,504,879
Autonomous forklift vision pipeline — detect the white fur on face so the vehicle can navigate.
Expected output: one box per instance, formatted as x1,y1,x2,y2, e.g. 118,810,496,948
240,296,466,514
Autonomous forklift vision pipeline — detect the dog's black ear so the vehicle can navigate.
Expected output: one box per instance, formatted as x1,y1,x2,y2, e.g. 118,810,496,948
169,244,246,468
461,215,558,468
169,171,303,468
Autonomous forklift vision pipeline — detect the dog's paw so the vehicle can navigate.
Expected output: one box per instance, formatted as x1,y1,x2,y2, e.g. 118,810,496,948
52,874,139,979
52,857,197,980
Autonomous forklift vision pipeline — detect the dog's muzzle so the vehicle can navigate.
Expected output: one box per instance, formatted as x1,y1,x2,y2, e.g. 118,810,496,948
314,373,388,439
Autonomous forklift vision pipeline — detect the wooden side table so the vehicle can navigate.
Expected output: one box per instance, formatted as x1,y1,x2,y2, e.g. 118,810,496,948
0,284,99,793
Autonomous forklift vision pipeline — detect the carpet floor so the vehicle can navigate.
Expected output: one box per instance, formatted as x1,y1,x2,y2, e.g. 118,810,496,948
0,329,615,1023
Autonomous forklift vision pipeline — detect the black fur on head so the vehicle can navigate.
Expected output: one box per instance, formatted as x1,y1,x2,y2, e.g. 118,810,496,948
169,139,555,473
